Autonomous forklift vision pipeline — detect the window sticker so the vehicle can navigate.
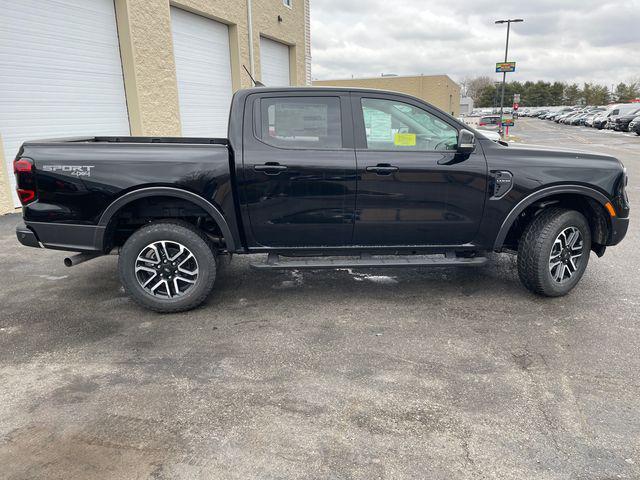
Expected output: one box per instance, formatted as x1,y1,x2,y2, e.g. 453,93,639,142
364,108,393,141
394,133,417,146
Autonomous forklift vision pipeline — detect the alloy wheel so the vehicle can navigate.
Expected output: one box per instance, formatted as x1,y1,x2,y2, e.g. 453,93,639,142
135,241,199,298
548,226,584,283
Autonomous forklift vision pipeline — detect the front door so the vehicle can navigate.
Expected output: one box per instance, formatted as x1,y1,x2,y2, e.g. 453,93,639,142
351,94,487,246
241,93,357,247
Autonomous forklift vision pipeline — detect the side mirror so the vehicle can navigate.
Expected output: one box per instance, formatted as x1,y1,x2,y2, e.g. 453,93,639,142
457,129,476,154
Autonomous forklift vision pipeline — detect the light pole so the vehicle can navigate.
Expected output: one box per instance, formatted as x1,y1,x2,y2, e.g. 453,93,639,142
495,18,523,135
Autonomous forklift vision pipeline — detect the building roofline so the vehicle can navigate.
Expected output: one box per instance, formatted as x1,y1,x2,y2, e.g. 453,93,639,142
313,74,457,82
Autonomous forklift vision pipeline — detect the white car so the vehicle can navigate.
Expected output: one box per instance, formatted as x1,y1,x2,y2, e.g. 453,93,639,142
478,129,502,142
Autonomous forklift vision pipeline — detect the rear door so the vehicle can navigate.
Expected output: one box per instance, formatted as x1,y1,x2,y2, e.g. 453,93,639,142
351,93,487,246
240,92,356,247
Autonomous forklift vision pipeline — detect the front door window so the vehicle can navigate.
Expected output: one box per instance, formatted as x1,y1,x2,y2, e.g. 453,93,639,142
361,98,458,152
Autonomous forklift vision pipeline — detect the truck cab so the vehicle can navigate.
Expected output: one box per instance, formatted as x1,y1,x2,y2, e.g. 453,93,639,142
234,89,486,249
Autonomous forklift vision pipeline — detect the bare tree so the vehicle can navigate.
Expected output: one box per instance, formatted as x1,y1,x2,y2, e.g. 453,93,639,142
466,76,494,103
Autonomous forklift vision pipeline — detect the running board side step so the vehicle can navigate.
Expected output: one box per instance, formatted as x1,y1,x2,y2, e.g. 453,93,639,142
250,253,488,270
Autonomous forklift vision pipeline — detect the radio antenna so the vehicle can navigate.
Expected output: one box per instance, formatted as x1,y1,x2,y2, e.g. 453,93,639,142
243,65,265,87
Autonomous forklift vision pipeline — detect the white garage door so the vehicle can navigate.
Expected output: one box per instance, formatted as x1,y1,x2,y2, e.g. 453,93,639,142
171,7,233,138
260,37,291,87
0,0,130,206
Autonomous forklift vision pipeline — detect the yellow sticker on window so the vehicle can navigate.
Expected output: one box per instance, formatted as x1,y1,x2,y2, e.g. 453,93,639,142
394,133,416,146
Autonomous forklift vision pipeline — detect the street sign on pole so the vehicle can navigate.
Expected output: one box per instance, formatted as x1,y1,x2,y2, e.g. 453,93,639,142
513,93,521,103
502,115,515,127
495,19,523,136
496,62,516,73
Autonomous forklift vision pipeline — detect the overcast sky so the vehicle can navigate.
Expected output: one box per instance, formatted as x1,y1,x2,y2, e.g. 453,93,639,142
310,0,640,87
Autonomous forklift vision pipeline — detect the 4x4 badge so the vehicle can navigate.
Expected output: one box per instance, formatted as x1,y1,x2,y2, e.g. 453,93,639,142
42,165,94,177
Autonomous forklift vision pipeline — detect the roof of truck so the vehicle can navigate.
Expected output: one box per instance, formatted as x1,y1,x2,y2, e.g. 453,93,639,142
239,86,418,95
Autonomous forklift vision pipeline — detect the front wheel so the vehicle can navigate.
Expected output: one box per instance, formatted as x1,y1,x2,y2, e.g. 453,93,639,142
119,220,217,313
517,208,591,297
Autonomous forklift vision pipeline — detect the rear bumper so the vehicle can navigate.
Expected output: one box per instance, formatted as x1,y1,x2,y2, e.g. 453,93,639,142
608,216,629,246
16,223,41,248
18,221,104,252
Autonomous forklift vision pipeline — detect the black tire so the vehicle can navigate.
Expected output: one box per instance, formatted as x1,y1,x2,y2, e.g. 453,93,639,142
119,220,217,313
517,208,591,297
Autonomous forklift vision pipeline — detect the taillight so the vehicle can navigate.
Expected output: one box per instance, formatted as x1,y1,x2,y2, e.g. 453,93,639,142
13,157,36,205
13,158,32,173
479,122,487,126
17,189,35,204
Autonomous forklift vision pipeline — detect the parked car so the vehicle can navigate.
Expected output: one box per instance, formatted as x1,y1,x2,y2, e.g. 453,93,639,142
478,129,502,142
555,110,579,123
593,111,612,129
14,87,630,312
584,113,599,128
531,110,549,118
568,113,589,125
561,112,582,124
546,107,574,121
579,108,605,126
478,114,502,131
567,108,603,126
629,115,640,135
611,107,640,131
594,104,633,130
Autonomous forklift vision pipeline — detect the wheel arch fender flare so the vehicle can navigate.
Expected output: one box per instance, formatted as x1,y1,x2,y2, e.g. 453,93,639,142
97,187,236,251
493,185,611,250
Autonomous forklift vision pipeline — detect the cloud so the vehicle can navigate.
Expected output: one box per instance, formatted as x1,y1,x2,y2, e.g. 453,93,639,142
310,0,640,86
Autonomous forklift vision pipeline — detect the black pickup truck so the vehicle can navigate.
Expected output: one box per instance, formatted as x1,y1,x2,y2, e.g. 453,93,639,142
14,87,629,312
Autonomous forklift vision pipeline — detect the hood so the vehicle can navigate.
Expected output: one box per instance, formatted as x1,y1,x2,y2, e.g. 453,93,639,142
503,142,621,163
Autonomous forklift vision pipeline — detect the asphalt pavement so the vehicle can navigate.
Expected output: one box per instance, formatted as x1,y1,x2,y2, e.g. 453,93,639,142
0,118,638,479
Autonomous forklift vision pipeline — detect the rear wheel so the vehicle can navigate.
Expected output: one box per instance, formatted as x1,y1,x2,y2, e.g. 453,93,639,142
119,220,217,312
517,208,591,297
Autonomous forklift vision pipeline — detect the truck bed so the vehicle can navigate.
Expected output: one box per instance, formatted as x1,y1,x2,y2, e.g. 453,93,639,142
24,136,229,145
18,136,240,252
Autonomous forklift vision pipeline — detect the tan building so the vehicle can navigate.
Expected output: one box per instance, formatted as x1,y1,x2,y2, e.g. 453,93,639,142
0,0,311,213
313,74,461,117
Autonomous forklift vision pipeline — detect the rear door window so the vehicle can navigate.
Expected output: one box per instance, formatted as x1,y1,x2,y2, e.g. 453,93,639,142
258,97,342,149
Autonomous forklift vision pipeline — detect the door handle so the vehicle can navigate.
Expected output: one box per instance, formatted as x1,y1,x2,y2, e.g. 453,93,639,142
366,164,399,175
254,162,288,175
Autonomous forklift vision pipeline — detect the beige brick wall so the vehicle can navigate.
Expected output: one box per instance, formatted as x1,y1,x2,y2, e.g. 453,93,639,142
0,135,17,214
252,0,308,86
115,0,309,136
313,75,461,117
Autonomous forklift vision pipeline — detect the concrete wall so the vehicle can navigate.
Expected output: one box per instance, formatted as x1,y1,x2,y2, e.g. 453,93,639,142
313,75,461,117
1,0,309,213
